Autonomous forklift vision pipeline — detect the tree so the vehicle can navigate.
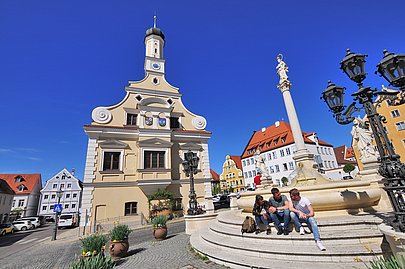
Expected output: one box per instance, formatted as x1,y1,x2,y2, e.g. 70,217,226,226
343,164,356,178
281,177,289,187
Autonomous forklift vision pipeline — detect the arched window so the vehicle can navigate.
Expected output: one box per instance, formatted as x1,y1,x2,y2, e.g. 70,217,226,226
124,202,137,216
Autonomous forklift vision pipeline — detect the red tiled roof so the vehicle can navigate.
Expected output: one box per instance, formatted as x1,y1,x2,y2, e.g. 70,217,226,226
241,121,333,158
333,146,356,165
0,174,41,195
210,169,219,181
230,156,243,170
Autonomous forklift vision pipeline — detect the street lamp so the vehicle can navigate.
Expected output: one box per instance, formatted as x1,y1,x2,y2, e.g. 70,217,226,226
182,150,204,215
52,187,63,241
321,49,405,232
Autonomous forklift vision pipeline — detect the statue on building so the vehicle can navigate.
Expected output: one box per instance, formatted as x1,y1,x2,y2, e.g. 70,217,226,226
351,117,379,160
254,151,271,180
276,54,289,84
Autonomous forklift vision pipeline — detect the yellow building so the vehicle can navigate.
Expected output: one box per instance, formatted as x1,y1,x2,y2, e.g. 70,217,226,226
219,155,245,193
80,23,212,232
353,86,405,170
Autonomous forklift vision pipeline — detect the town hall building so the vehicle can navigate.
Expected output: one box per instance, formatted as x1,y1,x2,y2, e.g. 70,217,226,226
80,22,212,232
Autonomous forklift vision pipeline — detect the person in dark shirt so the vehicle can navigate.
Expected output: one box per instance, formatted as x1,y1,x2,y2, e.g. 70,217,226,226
268,187,290,235
252,195,271,235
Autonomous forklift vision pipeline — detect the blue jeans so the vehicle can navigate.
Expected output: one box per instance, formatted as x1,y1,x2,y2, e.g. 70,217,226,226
270,209,290,230
290,212,321,241
254,214,269,226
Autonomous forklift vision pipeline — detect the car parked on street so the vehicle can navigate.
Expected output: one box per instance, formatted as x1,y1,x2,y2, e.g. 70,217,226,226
0,223,14,235
58,213,79,228
213,194,230,209
12,220,34,231
19,217,41,228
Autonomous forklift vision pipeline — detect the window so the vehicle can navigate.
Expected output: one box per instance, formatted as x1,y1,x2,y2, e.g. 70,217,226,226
248,171,252,178
275,165,280,173
324,161,328,168
170,117,180,129
64,204,69,209
18,200,24,207
280,149,285,157
53,184,57,189
286,148,291,155
103,152,121,171
50,205,54,210
67,183,72,188
244,172,248,178
125,202,137,216
321,148,324,154
281,136,286,143
144,151,165,169
283,163,288,171
274,139,278,146
269,166,274,173
289,161,294,170
15,176,25,182
51,194,56,199
246,159,250,165
126,113,137,125
332,161,335,168
391,110,400,118
328,148,332,155
60,184,65,189
242,160,246,166
253,170,256,176
72,204,76,209
73,193,77,198
267,153,272,160
44,195,49,199
240,180,243,185
317,147,320,154
42,206,46,210
396,122,405,131
272,152,277,159
66,194,70,199
259,145,263,151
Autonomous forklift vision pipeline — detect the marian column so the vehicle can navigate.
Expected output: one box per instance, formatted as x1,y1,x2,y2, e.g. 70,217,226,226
276,54,329,186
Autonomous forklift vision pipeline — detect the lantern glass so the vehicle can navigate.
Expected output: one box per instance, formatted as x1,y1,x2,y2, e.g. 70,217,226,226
191,155,199,169
321,81,345,114
377,50,405,88
340,49,367,84
182,160,189,171
57,189,63,198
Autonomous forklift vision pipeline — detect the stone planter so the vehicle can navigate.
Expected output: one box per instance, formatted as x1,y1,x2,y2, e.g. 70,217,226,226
379,223,405,266
108,239,129,259
153,227,167,240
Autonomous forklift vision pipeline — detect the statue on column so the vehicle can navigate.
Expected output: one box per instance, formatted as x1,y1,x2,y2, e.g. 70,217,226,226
276,54,289,84
351,117,379,161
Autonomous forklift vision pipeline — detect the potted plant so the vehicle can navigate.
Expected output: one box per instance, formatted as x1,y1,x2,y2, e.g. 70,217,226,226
108,224,132,259
70,253,115,269
152,215,168,240
80,233,108,258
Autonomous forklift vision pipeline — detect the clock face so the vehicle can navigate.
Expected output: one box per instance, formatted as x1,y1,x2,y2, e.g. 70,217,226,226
152,63,160,70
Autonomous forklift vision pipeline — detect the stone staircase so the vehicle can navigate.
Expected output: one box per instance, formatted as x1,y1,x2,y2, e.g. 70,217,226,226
190,210,390,269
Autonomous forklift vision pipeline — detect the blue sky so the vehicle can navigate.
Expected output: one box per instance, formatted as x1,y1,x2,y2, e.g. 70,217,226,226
1,0,404,183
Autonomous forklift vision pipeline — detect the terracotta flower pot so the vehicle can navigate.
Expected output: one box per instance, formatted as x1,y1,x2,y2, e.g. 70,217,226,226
109,239,129,259
153,227,167,240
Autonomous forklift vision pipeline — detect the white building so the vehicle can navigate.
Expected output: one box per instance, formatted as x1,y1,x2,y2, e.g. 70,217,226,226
0,174,42,220
38,169,82,218
241,121,339,186
0,179,15,223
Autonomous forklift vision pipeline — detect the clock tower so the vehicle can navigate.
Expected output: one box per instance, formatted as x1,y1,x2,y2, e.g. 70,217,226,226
144,16,165,75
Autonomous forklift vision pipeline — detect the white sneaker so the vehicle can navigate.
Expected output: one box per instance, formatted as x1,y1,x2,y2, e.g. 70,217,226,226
299,227,305,235
316,240,326,251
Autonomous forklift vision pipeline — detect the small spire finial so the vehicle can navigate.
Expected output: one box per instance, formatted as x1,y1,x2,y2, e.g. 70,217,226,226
153,13,157,28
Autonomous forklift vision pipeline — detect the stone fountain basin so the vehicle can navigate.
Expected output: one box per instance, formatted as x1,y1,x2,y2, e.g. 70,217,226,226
238,180,381,213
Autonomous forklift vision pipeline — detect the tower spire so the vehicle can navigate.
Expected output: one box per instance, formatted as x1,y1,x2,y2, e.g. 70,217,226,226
153,13,157,28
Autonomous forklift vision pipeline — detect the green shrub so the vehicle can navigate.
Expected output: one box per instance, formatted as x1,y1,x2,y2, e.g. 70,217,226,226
151,215,168,229
70,253,115,269
368,255,405,269
109,224,132,241
80,233,108,255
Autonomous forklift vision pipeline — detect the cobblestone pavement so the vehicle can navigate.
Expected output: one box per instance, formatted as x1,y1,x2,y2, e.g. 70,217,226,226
1,220,229,269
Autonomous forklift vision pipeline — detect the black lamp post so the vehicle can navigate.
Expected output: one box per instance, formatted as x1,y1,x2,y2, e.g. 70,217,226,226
182,150,204,215
52,187,63,241
321,49,405,232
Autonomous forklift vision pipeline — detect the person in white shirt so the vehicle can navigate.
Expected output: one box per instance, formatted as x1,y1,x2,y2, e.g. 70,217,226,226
288,188,326,251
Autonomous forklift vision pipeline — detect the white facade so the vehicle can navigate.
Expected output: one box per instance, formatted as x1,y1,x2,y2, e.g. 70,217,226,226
38,169,82,217
242,133,339,186
0,180,14,223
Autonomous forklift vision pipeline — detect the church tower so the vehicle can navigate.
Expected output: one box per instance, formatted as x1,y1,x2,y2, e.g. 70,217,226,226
144,16,165,75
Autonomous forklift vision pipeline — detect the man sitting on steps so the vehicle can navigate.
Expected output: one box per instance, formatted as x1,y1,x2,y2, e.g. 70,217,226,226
268,187,290,235
288,188,326,251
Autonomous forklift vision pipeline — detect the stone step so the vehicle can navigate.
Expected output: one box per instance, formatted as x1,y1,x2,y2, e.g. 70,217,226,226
202,225,383,261
190,230,370,269
209,220,384,242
